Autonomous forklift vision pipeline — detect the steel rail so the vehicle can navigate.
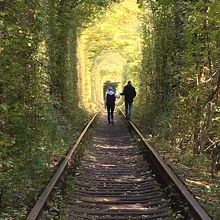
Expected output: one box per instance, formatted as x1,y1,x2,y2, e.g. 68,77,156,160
119,110,211,220
26,111,99,220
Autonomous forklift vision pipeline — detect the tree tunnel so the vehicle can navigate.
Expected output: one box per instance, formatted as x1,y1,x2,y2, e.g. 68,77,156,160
1,0,220,218
90,52,126,104
77,0,142,110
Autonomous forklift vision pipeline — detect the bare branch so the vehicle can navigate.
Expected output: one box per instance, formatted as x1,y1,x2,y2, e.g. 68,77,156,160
204,140,220,152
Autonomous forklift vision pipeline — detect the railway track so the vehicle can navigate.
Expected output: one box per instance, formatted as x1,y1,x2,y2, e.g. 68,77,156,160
26,111,211,220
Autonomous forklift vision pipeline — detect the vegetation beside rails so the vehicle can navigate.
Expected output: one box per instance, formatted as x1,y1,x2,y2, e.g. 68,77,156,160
40,129,95,220
134,118,220,220
134,1,220,218
1,0,220,218
0,1,116,219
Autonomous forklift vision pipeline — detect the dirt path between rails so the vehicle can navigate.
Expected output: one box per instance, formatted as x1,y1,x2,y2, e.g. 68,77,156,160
63,112,173,220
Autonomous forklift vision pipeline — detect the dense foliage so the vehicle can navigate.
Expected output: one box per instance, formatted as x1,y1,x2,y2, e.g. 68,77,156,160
136,0,220,217
137,0,219,161
0,0,117,218
0,0,219,219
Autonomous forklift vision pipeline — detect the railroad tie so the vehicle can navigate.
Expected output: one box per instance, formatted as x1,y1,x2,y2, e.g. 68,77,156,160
65,113,172,220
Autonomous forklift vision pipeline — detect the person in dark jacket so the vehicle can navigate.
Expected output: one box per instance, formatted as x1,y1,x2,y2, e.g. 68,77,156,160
120,81,136,120
105,86,116,125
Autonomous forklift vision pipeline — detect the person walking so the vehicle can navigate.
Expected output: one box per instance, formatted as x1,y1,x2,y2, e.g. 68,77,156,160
120,81,136,120
105,86,116,125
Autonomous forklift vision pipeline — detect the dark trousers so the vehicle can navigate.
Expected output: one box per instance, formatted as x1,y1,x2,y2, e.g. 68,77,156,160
107,104,115,123
125,102,133,120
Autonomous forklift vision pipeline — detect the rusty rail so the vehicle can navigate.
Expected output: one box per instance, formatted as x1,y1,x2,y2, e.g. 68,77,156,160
26,111,99,220
26,108,212,220
119,109,211,220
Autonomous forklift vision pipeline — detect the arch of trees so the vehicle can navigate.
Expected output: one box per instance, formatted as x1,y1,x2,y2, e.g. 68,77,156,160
0,0,219,218
77,0,142,108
